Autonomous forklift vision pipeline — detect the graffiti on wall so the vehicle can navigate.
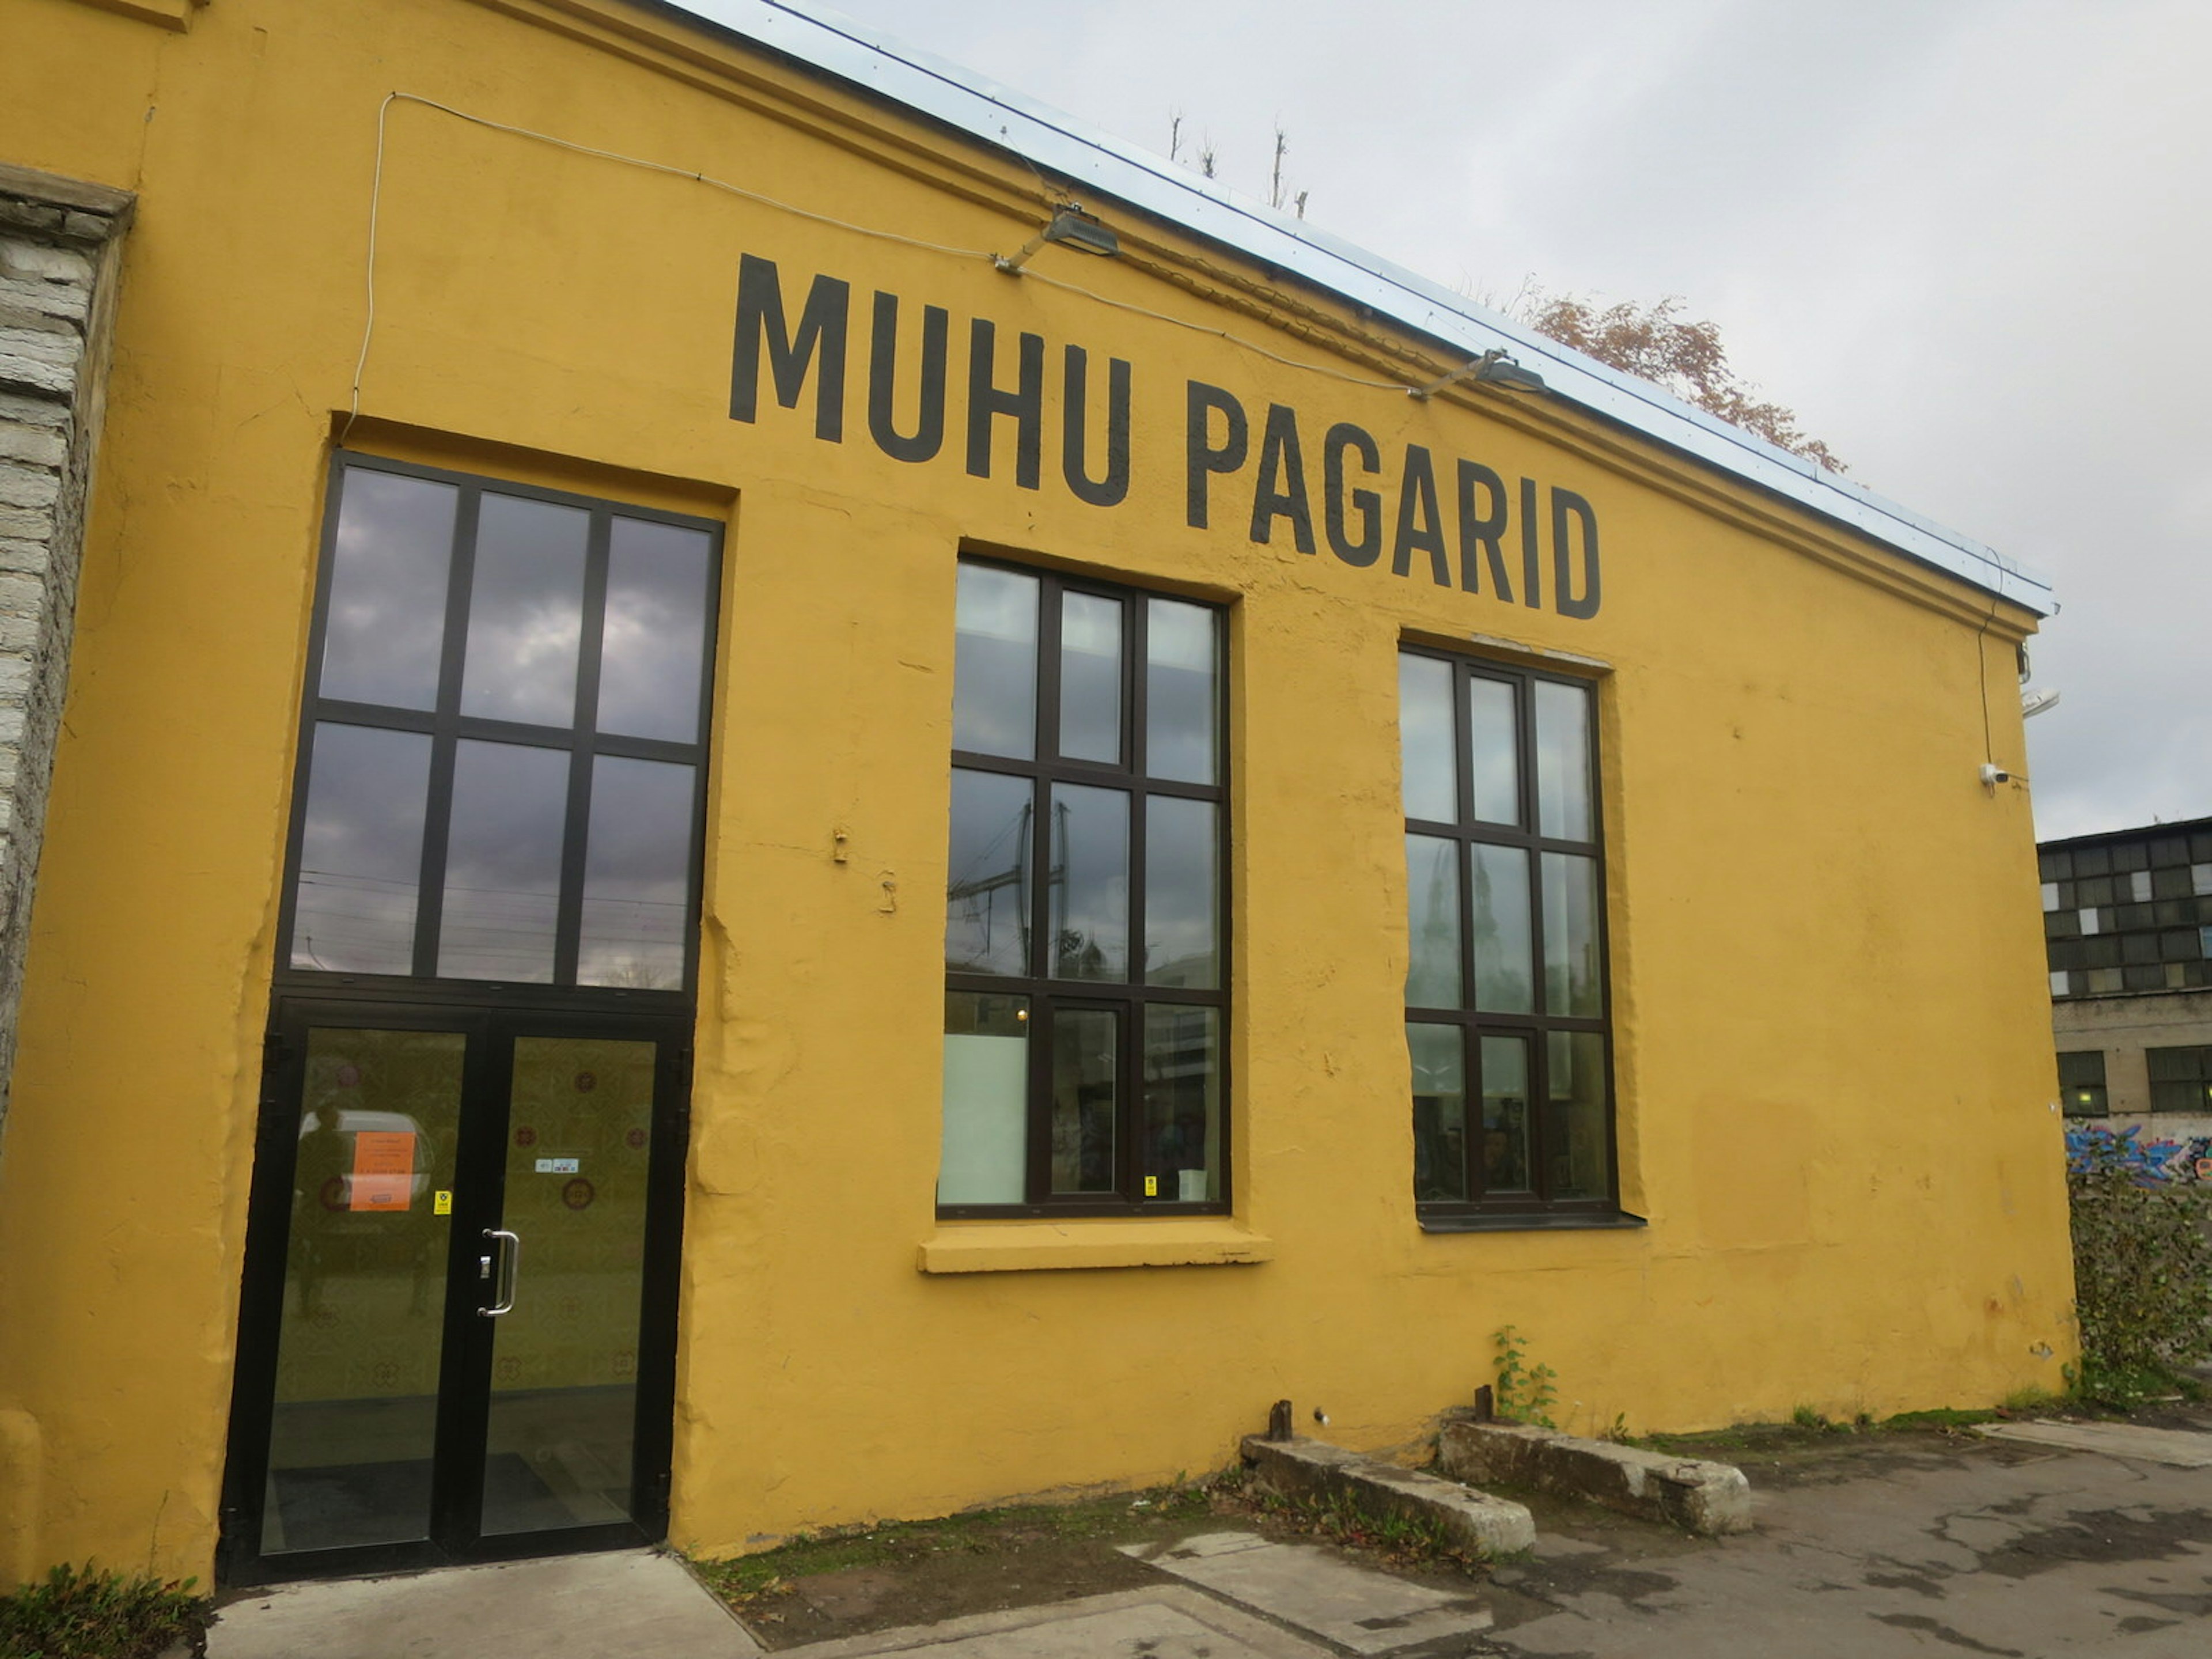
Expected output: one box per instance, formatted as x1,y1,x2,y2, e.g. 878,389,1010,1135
2066,1122,2212,1184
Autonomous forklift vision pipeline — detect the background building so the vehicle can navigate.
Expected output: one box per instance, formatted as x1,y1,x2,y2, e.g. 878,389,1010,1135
2044,816,2212,1157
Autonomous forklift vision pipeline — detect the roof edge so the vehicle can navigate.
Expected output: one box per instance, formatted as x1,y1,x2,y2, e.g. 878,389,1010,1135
658,0,2054,618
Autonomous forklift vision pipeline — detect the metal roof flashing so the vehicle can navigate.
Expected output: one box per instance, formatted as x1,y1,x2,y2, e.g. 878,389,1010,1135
658,0,2054,619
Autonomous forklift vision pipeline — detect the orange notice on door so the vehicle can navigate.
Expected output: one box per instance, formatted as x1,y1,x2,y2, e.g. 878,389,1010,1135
350,1131,416,1212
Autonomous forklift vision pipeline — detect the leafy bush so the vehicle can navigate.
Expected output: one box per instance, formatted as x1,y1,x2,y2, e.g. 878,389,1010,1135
0,1563,209,1659
2068,1127,2212,1406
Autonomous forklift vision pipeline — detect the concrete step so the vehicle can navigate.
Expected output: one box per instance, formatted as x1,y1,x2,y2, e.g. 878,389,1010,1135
1238,1433,1537,1556
1435,1412,1753,1535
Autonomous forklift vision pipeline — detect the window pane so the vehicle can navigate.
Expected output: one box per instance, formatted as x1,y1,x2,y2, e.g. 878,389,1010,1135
1481,1034,1533,1193
1050,1007,1119,1194
320,469,457,710
597,518,712,742
939,993,1028,1205
1533,680,1593,841
946,768,1034,976
2040,882,2059,912
577,756,694,989
2131,869,2154,903
292,723,433,974
1050,783,1130,982
1542,852,1603,1017
1059,592,1123,764
1399,654,1456,821
1408,1022,1466,1202
1145,1006,1219,1202
1146,597,1218,783
953,563,1038,759
2195,863,2212,897
1546,1031,1609,1200
1469,844,1533,1013
268,1028,464,1552
1467,677,1519,827
460,493,590,726
1405,835,1463,1008
438,740,568,983
1145,796,1218,988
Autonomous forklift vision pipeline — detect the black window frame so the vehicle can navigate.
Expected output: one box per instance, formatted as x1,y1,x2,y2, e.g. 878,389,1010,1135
939,556,1230,1219
2147,1046,2212,1116
1401,645,1630,1231
275,452,721,1013
2056,1050,2108,1117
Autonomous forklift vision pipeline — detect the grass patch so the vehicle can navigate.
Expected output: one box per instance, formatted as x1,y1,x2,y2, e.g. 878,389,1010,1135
0,1563,210,1659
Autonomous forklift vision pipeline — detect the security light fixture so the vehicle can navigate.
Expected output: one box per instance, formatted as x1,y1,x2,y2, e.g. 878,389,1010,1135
993,206,1120,273
1409,349,1548,400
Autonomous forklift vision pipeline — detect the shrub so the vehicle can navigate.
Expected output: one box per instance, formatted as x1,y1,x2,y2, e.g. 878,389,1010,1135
2067,1127,2212,1406
0,1563,209,1659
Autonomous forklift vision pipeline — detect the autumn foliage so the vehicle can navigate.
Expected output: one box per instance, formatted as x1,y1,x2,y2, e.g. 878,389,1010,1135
1525,294,1846,474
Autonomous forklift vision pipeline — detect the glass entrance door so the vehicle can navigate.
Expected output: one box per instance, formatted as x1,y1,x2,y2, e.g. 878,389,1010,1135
224,1003,685,1583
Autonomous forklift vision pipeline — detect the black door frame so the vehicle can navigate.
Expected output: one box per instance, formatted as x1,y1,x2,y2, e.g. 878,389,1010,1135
218,987,691,1588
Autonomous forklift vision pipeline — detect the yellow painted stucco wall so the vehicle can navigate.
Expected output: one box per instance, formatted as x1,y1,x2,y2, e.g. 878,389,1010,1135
0,0,2073,1584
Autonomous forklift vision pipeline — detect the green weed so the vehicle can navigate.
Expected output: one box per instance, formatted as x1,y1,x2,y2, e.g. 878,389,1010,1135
0,1562,209,1659
1493,1326,1559,1429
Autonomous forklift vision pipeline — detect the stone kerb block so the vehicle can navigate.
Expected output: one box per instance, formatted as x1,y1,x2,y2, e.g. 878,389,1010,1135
1435,1412,1752,1536
1240,1433,1537,1558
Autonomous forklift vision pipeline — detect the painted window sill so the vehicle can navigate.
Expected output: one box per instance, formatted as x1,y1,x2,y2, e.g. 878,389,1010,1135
71,0,206,31
1418,1208,1647,1234
918,1218,1275,1274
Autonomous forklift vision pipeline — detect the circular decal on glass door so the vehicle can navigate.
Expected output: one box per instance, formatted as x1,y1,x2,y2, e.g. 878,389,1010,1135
514,1126,537,1147
626,1128,647,1150
574,1071,597,1093
562,1177,596,1211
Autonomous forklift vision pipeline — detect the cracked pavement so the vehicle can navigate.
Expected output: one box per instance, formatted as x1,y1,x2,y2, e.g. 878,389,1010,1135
1476,1434,2212,1657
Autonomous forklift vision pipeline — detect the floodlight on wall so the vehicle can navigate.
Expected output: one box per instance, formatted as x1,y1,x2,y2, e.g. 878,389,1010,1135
2021,685,2062,719
993,206,1120,273
1408,349,1548,400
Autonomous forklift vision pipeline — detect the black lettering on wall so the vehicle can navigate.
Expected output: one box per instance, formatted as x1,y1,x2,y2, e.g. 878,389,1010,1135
1248,403,1315,553
866,291,948,464
1518,476,1542,609
966,319,1045,489
1062,346,1132,507
730,255,850,442
1323,423,1383,567
1391,445,1449,584
1185,381,1249,529
1551,488,1601,619
1456,460,1512,600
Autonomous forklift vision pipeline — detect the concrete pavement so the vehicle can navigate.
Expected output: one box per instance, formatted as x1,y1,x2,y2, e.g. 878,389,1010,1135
202,1424,2212,1658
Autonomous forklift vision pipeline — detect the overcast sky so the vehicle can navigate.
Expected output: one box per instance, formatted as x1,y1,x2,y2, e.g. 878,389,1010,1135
802,0,2209,839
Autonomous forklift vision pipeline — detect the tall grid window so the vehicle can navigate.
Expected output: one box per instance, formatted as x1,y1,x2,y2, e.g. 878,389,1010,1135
1400,648,1615,1225
938,559,1228,1216
282,454,719,993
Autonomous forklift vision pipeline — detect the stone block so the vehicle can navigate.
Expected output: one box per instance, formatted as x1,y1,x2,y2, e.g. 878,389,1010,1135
0,422,65,469
0,327,78,370
0,390,66,430
0,275,88,323
0,241,93,285
1241,1433,1536,1556
60,213,115,243
0,507,53,541
0,464,58,512
0,571,44,615
1435,1414,1752,1536
0,541,49,578
0,354,70,399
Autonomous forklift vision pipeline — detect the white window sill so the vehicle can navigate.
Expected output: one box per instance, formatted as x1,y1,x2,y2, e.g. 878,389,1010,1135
918,1218,1275,1274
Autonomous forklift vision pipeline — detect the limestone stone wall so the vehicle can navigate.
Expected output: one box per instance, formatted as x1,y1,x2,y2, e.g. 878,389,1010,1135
0,164,132,1152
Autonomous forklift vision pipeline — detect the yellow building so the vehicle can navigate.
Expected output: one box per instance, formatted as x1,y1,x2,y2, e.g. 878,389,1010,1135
0,0,2071,1590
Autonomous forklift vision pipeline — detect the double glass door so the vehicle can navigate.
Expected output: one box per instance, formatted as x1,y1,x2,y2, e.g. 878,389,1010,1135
222,999,687,1584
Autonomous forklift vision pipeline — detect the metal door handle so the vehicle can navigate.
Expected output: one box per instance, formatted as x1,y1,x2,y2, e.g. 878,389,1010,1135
480,1228,520,1317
